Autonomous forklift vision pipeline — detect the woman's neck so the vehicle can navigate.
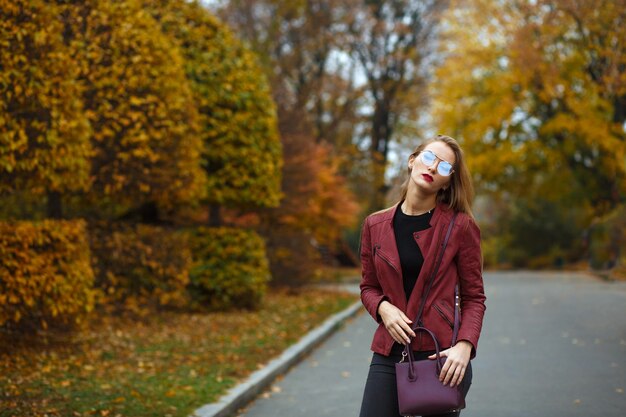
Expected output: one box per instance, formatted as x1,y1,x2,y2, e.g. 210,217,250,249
402,186,437,216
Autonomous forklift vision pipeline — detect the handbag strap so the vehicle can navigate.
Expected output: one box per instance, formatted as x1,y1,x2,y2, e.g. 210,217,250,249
452,284,460,345
412,212,458,330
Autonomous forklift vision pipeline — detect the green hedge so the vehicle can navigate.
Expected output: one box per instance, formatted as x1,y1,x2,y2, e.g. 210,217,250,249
188,227,270,310
0,220,96,330
89,222,191,312
589,205,625,272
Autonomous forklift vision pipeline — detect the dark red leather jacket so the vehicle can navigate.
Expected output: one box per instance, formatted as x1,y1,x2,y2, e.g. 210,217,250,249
360,202,486,357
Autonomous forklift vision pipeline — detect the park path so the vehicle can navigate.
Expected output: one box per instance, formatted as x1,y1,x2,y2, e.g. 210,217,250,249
236,272,626,417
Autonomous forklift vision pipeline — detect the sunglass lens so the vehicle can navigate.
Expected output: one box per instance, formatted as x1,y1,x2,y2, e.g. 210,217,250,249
438,162,453,176
420,151,436,166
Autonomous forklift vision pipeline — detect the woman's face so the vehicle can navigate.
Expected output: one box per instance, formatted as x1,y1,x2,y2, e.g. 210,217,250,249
408,141,455,194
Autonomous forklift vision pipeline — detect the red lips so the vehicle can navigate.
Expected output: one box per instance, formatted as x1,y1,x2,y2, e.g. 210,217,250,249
422,173,434,183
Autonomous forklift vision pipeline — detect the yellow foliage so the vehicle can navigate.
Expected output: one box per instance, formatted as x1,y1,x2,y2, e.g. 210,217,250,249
0,0,92,195
187,227,270,310
59,0,206,210
0,220,96,329
146,0,282,209
89,222,192,312
432,0,626,211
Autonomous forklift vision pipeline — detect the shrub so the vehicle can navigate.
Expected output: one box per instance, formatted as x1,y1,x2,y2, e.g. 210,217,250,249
262,225,320,287
146,0,282,209
188,227,270,310
588,205,625,271
0,0,92,198
89,222,191,312
506,198,585,268
0,220,95,330
58,0,206,212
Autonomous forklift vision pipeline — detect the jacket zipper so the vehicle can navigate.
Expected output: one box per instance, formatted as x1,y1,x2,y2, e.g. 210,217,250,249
374,245,400,275
433,303,454,329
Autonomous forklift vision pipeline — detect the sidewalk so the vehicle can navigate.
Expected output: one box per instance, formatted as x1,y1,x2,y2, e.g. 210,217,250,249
191,283,366,417
220,272,626,417
235,306,375,417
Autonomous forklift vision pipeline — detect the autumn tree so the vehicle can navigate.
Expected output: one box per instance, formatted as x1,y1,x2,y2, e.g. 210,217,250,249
0,0,91,219
56,0,206,220
432,0,626,265
216,0,369,206
145,0,282,225
216,0,361,282
345,0,449,211
257,107,359,284
217,0,360,147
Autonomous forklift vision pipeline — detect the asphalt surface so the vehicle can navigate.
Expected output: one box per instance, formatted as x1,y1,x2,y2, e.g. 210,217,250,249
235,271,626,417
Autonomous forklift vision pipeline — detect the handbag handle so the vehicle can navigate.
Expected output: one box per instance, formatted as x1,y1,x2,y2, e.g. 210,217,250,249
404,327,443,381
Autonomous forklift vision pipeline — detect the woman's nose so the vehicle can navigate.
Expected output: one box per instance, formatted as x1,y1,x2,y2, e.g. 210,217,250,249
427,161,439,174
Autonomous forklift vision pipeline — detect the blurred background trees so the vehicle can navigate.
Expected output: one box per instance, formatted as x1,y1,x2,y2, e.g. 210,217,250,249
432,0,625,269
0,0,281,331
1,0,625,332
215,0,625,272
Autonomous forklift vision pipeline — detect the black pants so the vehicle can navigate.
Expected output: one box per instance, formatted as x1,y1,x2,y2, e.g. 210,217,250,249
359,344,472,417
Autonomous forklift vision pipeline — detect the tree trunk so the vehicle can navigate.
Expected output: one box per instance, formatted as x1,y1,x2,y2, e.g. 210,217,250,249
139,201,159,224
209,203,222,227
47,191,63,219
369,99,392,212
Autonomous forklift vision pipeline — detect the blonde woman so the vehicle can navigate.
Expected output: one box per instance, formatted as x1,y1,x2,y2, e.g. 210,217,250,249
358,135,486,417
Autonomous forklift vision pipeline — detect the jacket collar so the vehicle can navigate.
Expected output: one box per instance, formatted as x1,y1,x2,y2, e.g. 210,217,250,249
381,200,451,227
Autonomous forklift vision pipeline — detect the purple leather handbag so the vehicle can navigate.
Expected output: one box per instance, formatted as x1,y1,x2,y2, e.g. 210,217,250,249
395,213,466,416
395,327,465,416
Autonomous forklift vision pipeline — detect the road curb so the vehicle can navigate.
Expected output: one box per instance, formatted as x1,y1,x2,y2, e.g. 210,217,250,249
190,299,364,417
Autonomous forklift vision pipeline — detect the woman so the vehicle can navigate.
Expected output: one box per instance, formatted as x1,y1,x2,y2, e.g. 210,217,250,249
358,135,486,417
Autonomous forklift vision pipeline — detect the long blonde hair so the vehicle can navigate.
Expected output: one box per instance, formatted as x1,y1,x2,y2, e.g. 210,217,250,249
399,135,474,217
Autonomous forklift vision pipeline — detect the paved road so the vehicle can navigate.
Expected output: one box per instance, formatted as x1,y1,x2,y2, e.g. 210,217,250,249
236,272,626,417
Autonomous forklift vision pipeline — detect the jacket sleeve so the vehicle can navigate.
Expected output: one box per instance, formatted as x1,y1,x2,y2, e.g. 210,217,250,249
456,217,487,358
359,216,387,323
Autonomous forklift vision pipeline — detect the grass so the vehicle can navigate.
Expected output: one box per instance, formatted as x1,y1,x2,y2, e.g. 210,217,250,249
0,288,358,417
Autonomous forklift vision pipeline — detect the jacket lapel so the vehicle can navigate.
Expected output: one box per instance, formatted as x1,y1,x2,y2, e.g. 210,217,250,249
374,203,400,270
375,203,406,307
406,205,450,322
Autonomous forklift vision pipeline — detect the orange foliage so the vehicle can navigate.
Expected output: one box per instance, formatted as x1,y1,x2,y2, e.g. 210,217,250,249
0,220,96,330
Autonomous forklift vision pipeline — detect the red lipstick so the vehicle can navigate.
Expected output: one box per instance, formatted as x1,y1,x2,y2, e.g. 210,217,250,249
422,173,433,183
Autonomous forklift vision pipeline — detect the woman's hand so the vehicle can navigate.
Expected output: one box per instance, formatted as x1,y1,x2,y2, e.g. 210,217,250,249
377,301,416,345
428,340,472,387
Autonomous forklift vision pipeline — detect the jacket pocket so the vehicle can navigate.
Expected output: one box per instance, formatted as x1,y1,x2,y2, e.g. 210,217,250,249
433,301,455,329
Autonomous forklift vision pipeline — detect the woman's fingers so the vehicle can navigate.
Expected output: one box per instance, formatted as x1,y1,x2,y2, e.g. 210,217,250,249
380,303,416,344
447,364,464,387
428,348,449,360
398,312,416,338
451,365,465,387
391,330,406,345
398,321,415,340
392,323,411,344
440,359,465,386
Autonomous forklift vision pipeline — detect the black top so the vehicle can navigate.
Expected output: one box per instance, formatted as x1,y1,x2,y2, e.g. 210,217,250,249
393,204,434,300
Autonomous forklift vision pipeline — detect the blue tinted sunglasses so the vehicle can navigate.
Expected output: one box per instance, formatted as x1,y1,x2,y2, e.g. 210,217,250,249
418,150,454,176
